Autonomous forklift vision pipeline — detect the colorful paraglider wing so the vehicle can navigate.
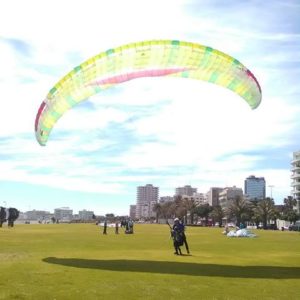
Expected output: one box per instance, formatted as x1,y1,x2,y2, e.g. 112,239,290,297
35,40,261,145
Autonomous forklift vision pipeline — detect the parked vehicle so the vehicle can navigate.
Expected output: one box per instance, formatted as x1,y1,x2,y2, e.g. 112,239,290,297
257,224,278,230
289,221,300,231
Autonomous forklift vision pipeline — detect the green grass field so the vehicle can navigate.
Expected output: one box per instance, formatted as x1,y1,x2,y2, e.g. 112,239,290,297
0,224,300,300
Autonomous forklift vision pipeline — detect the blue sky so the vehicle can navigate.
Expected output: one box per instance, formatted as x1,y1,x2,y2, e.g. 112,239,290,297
0,0,299,215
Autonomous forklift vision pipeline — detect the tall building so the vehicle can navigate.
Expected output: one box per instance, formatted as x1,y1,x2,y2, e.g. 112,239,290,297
129,205,136,220
244,175,266,200
175,185,197,197
291,151,300,213
219,186,243,208
207,187,223,206
136,184,159,219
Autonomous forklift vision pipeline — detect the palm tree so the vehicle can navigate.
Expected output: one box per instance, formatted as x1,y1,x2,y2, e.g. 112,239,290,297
226,195,251,227
248,200,261,227
162,201,175,219
194,204,212,226
282,196,299,224
250,206,262,228
183,197,197,224
171,195,187,220
152,203,163,223
254,197,277,229
210,205,224,227
283,196,297,209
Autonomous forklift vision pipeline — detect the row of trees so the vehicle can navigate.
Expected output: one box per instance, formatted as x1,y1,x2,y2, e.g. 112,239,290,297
153,195,300,228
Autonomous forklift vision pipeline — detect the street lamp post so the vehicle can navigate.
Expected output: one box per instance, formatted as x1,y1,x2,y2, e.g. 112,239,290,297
268,185,274,199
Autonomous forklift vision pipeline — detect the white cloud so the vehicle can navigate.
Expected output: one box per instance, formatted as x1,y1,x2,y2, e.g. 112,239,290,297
0,0,299,212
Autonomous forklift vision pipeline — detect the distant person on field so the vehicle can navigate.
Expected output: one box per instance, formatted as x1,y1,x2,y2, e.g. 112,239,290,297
115,221,119,234
103,219,107,235
125,219,134,234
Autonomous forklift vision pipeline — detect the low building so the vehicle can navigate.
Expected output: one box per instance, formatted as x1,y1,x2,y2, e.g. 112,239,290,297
159,196,174,204
175,185,197,197
191,193,208,206
25,210,51,221
78,210,94,220
54,207,73,221
219,186,243,208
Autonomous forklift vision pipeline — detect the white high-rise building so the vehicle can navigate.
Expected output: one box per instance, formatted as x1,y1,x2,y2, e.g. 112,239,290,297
291,151,300,213
129,205,136,220
136,184,159,219
244,175,266,200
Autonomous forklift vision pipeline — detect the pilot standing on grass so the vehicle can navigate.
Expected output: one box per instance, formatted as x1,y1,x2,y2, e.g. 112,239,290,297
172,218,183,255
115,221,119,234
103,219,107,235
179,219,190,254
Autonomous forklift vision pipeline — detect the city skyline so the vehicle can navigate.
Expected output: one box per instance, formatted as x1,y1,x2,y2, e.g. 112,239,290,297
1,0,299,215
18,179,283,216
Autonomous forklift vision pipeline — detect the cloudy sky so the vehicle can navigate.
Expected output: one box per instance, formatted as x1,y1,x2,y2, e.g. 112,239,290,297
0,0,299,215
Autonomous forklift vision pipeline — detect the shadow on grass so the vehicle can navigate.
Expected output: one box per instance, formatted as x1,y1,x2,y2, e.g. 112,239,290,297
43,257,300,279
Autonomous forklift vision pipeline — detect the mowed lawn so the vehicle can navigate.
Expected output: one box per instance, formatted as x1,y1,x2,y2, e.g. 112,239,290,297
0,224,300,300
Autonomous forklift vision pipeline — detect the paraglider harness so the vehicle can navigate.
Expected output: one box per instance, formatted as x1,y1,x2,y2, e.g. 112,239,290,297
167,221,184,246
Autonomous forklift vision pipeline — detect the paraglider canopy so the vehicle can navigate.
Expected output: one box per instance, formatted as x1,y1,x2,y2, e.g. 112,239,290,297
35,40,262,146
